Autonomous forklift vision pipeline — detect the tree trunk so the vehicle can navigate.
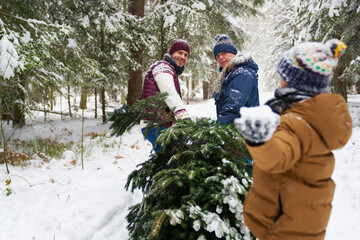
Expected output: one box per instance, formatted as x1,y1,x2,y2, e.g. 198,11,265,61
44,87,49,121
43,102,47,122
67,84,72,118
81,109,85,169
186,76,190,104
1,91,11,124
127,0,145,106
12,77,26,127
127,49,143,106
94,88,98,119
332,64,347,101
60,93,63,119
50,87,54,110
159,12,168,59
101,87,107,123
203,81,209,100
208,60,217,100
128,0,144,17
12,101,25,126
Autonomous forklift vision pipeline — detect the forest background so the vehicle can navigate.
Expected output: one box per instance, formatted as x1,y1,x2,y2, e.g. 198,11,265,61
1,1,360,239
1,0,359,128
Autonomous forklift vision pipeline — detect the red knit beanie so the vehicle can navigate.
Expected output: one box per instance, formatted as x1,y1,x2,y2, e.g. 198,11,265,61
169,39,191,55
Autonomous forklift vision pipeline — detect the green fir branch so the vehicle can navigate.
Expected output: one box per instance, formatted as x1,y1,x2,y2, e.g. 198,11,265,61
126,117,255,239
108,92,175,138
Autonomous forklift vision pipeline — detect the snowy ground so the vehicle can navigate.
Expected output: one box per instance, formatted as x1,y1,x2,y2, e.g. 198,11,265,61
0,92,359,240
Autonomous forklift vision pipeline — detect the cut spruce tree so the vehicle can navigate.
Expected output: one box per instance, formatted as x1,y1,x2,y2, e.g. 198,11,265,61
109,93,255,240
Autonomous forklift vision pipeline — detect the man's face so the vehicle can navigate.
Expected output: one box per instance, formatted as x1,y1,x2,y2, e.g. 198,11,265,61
172,50,189,68
216,52,236,68
280,78,289,88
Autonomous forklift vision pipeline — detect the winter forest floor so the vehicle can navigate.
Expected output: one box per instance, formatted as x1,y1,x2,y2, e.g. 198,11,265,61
0,92,359,240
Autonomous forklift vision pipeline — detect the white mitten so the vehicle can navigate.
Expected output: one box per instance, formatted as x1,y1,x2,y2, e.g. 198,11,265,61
234,105,280,144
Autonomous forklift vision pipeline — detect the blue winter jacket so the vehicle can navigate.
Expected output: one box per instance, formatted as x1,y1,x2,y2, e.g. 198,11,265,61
212,54,260,124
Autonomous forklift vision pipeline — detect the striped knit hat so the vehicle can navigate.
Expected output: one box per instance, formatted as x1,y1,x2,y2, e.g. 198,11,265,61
277,39,347,94
213,34,237,60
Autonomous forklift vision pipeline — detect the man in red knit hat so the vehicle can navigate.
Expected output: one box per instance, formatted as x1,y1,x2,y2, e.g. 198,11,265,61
139,39,191,151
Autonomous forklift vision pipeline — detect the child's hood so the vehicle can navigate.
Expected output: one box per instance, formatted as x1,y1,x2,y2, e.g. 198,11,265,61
291,93,352,150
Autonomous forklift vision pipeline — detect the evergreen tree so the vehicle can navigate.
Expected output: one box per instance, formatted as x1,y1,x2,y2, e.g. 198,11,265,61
48,0,134,122
262,0,360,96
329,1,360,95
0,0,69,125
127,0,146,106
293,0,353,97
260,0,299,91
0,0,103,125
109,94,255,240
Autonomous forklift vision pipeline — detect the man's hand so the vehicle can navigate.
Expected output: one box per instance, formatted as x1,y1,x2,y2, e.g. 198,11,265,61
175,109,191,120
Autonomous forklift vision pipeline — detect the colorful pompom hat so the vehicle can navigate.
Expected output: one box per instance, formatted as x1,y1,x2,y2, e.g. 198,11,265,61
277,39,347,94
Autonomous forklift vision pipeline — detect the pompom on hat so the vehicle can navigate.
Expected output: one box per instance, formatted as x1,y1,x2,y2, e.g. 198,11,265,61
168,39,191,55
277,39,347,94
213,34,238,60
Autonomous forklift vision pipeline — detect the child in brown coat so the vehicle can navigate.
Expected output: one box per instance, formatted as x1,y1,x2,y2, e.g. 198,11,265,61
234,39,352,240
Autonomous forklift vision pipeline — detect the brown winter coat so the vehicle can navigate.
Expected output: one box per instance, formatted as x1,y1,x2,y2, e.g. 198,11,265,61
243,93,352,240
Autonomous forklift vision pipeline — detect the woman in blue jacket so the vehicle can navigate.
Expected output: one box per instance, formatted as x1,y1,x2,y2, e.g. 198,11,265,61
212,34,260,124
